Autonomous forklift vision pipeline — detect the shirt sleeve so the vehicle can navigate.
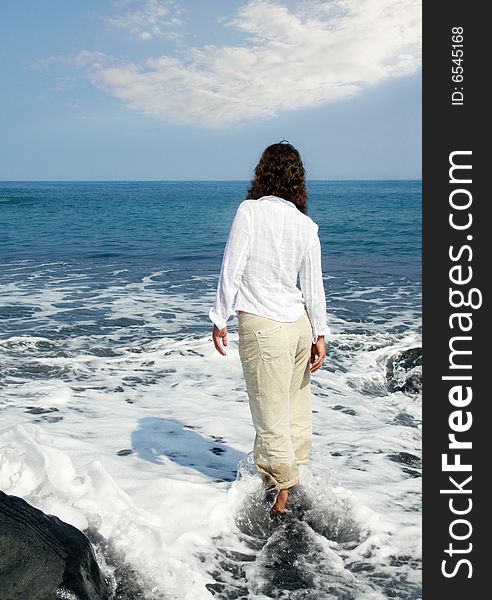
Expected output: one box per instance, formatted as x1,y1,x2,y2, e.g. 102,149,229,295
299,225,331,343
209,202,251,329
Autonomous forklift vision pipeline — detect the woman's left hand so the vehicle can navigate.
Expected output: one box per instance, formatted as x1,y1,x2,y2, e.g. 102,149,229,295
212,325,228,356
310,336,326,373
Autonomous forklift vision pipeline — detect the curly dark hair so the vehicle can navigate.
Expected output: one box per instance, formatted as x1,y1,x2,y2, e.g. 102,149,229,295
246,142,308,214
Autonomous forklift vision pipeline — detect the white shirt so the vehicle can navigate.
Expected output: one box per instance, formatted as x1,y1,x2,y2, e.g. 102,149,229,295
209,195,330,342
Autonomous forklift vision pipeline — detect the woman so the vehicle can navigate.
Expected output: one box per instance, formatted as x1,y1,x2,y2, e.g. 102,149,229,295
209,141,329,515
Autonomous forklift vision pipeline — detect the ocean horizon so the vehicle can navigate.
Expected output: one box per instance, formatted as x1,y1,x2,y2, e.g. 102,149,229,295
0,178,422,181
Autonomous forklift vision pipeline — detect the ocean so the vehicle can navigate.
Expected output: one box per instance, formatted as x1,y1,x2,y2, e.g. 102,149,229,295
0,181,422,599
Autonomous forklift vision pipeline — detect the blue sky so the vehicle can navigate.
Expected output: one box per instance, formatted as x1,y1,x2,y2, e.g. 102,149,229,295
0,0,421,180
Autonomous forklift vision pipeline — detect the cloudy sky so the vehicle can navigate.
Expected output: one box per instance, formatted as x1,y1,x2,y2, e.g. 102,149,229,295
0,0,421,180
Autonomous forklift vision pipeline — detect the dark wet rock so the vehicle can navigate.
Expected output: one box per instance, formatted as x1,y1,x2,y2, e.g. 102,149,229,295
41,416,64,423
0,491,109,600
211,436,226,444
207,456,420,599
393,411,419,428
123,376,144,385
259,520,317,592
365,567,422,600
211,447,225,456
25,406,59,415
402,468,422,479
389,554,421,569
117,449,133,456
387,452,422,469
84,527,165,600
386,347,422,395
347,561,377,573
333,405,357,416
304,506,361,545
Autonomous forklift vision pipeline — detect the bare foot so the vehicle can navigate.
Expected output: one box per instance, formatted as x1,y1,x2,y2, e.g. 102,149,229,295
271,488,290,513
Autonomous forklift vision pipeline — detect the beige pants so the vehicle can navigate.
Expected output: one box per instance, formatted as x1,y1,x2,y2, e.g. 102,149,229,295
238,310,313,490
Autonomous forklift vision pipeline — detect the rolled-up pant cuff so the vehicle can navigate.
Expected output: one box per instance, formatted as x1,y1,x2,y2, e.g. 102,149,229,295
256,464,299,491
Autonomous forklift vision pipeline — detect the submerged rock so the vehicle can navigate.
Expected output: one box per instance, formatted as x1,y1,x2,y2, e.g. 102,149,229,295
386,347,422,395
0,491,109,600
84,527,153,600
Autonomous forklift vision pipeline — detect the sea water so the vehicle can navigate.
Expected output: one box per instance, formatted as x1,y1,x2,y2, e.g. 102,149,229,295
0,181,421,599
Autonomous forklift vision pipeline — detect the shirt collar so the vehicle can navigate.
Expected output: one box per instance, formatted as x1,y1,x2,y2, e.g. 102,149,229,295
259,195,296,209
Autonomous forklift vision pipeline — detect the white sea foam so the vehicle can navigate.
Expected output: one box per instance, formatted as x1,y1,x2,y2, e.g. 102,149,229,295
0,265,421,598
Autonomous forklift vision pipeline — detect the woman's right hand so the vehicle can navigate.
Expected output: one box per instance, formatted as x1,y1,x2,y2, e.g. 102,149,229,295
212,325,228,356
310,336,326,373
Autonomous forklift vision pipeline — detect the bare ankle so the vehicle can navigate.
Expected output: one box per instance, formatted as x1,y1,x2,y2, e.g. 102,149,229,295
272,488,290,512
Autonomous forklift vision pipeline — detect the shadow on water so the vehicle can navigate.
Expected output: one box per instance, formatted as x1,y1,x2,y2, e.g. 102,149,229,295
131,417,245,482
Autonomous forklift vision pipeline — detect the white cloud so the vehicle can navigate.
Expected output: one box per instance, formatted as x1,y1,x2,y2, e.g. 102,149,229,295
77,0,421,128
108,0,184,40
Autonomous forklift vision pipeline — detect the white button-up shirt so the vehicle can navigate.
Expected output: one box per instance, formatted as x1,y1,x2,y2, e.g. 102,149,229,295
209,195,330,342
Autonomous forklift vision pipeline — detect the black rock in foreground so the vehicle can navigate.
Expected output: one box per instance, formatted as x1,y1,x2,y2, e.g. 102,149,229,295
0,491,109,600
386,347,422,395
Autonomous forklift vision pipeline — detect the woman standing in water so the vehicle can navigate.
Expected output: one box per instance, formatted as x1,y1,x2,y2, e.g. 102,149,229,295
209,141,329,515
